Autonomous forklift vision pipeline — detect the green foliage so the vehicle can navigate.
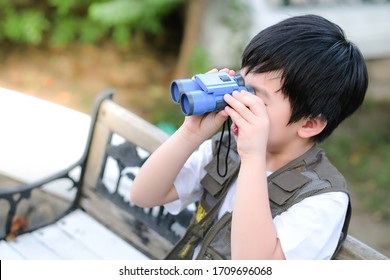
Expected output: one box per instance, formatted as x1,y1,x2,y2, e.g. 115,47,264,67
146,86,184,129
79,19,108,44
48,0,79,16
111,25,131,46
1,9,49,45
89,0,181,29
220,0,252,69
0,0,183,46
88,0,182,45
189,46,210,75
49,17,81,46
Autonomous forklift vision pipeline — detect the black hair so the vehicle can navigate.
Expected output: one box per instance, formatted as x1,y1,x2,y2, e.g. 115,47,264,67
241,14,368,142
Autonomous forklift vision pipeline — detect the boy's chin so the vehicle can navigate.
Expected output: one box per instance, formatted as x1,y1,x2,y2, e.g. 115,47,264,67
231,122,239,137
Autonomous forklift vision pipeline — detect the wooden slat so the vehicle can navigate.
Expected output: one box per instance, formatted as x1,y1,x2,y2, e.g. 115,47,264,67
0,240,25,259
81,188,173,260
83,119,111,189
335,235,389,260
99,100,169,153
57,209,149,260
31,223,100,259
83,98,166,190
0,209,148,260
4,234,62,259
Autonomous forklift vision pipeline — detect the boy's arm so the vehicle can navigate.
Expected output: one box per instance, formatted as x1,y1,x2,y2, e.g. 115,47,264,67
131,111,229,208
131,127,201,208
232,156,285,260
224,91,285,260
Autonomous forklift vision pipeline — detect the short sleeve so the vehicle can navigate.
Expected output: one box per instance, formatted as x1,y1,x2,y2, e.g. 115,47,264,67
273,191,349,259
164,139,213,214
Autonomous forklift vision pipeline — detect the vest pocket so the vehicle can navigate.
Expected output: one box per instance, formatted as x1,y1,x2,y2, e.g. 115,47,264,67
268,170,311,206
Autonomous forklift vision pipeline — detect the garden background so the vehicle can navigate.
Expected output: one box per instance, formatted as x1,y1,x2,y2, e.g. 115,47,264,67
0,0,389,256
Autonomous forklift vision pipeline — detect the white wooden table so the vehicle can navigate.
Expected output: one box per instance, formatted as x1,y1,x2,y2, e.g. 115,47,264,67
0,88,90,183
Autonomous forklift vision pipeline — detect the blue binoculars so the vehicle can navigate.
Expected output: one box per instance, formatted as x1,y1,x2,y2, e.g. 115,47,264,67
170,72,254,116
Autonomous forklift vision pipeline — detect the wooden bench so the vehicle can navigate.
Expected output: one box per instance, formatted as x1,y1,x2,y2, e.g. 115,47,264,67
0,89,388,260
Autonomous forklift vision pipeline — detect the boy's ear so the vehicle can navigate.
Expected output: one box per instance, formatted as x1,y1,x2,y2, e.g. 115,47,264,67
298,116,327,139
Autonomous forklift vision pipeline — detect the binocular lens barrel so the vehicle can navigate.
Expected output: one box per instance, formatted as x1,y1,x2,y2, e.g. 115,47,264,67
170,82,181,103
180,94,192,115
170,79,202,103
180,91,214,116
180,91,227,116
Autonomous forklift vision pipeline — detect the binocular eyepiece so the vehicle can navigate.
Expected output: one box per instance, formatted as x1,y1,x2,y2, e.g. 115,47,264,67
170,72,254,116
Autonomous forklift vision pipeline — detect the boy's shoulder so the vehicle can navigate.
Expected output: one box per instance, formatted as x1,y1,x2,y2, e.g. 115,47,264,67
303,145,347,189
268,145,349,218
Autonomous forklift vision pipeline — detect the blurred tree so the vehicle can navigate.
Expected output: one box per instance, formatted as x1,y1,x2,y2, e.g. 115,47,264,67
173,0,205,78
0,0,184,47
88,0,183,46
0,0,246,78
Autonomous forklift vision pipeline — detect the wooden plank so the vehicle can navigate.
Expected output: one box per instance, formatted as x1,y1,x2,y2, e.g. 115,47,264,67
31,224,100,260
0,240,25,259
57,209,149,260
100,100,169,153
81,188,173,260
83,119,111,189
4,233,61,259
0,88,89,183
335,235,389,260
1,209,148,260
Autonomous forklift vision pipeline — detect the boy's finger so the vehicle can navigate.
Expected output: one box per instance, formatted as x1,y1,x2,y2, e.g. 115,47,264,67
224,93,253,124
224,105,245,127
231,91,266,116
206,68,219,73
219,68,236,76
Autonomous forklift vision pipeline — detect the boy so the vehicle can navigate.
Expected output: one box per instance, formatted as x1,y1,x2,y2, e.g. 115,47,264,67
131,14,368,259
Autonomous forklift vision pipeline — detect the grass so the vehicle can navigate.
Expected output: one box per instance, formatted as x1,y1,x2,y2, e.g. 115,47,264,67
320,99,390,221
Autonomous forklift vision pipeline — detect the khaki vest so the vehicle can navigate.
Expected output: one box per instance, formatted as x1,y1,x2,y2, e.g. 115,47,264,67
166,133,351,260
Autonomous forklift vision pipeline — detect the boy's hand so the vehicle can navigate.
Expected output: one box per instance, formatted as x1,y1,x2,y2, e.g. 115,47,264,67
179,68,234,144
223,90,269,160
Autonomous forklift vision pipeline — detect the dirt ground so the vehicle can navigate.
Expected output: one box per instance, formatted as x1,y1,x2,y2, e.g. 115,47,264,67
1,44,389,257
0,43,178,118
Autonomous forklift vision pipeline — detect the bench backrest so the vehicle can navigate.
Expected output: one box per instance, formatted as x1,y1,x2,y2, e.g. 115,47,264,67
78,90,184,259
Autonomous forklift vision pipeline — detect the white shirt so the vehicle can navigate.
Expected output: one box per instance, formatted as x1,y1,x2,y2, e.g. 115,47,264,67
165,139,349,260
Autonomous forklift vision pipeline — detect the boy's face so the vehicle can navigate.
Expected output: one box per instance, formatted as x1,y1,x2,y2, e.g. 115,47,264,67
241,70,303,154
